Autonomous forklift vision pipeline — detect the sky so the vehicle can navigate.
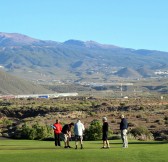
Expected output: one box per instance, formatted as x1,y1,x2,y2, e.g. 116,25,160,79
0,0,168,51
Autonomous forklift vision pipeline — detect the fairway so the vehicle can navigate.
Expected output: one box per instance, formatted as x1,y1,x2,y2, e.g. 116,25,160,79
0,139,168,162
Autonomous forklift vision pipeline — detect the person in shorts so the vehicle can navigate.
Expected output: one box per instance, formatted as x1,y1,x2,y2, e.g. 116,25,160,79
62,122,74,148
102,117,110,148
74,119,85,149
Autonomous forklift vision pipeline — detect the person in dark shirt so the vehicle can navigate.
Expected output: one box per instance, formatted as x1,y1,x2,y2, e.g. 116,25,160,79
62,122,74,148
120,114,128,148
102,117,110,148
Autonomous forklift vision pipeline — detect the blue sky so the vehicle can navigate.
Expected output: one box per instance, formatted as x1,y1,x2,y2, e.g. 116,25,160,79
0,0,168,51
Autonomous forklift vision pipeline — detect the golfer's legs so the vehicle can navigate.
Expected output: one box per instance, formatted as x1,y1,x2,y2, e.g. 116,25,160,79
122,129,128,147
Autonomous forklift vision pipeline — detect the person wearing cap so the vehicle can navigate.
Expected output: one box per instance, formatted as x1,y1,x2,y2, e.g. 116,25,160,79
53,119,62,147
120,114,128,148
74,119,85,149
102,117,110,148
62,122,74,148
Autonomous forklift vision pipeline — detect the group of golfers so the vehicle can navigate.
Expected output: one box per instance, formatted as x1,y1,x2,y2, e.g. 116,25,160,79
52,114,128,149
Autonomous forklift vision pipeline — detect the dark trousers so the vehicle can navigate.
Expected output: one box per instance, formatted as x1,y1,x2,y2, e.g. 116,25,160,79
54,133,61,146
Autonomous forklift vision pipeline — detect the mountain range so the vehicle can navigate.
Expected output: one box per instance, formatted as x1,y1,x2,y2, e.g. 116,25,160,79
0,32,168,82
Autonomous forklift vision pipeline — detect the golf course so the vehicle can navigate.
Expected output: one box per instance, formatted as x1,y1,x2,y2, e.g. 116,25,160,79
0,139,167,162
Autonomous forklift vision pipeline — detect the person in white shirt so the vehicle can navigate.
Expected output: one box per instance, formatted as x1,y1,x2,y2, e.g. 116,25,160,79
74,119,85,149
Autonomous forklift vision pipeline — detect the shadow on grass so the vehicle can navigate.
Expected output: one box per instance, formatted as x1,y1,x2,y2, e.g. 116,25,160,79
94,141,168,145
128,141,168,144
0,147,57,150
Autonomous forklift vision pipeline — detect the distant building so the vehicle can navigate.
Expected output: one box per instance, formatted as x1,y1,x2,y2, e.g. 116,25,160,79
155,70,168,75
0,93,78,99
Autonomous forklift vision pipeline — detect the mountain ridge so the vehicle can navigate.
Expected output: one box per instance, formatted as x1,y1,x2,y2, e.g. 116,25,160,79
0,32,168,81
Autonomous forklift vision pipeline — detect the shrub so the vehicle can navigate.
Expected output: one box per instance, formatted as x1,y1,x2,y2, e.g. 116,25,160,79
110,134,121,140
15,122,52,140
2,133,9,138
139,106,145,110
154,119,160,123
155,133,168,141
1,117,12,126
128,122,137,127
120,103,126,107
89,112,96,116
150,125,156,128
130,126,154,141
164,116,168,124
145,118,150,123
136,114,143,118
127,133,136,140
164,116,168,120
84,119,102,141
165,120,168,124
111,119,116,123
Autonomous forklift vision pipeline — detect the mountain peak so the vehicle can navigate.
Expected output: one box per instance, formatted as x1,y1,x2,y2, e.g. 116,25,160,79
0,32,40,46
63,39,85,46
63,39,120,49
85,40,119,49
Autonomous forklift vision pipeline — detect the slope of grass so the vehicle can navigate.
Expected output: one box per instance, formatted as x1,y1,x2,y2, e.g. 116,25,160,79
0,140,167,162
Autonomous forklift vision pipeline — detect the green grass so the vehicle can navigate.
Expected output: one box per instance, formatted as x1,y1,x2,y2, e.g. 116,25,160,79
0,140,168,162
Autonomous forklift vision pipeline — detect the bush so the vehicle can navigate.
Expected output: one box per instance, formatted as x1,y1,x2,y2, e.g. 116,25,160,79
154,120,160,123
145,118,150,123
164,116,168,124
150,125,156,128
84,119,102,141
1,117,12,126
110,135,121,140
136,114,143,118
120,103,126,107
155,133,168,141
164,116,168,120
165,120,168,124
128,122,137,127
15,122,52,140
89,112,96,116
2,133,9,138
111,119,116,123
130,126,154,141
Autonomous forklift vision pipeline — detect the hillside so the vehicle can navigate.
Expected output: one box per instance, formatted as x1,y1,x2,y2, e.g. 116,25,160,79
0,70,52,95
0,97,168,141
137,67,155,77
0,32,168,82
115,67,142,78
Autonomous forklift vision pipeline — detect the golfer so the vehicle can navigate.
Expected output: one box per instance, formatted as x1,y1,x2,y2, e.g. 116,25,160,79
120,114,128,148
74,119,85,149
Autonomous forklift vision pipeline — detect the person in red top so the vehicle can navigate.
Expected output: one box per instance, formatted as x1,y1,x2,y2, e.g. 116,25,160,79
53,119,62,147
